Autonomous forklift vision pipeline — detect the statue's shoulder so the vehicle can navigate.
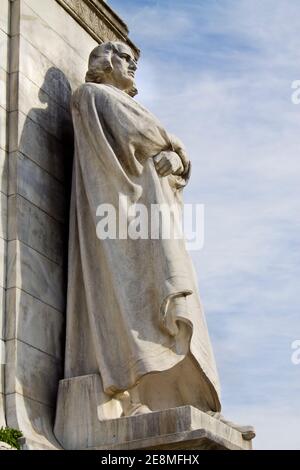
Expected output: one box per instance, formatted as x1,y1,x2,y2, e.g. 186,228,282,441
73,83,113,99
71,84,114,114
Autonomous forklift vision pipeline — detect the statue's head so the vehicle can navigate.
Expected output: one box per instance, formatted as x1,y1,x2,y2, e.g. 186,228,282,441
85,41,138,96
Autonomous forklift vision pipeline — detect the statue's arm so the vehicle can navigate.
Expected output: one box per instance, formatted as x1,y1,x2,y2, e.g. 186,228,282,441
153,134,190,180
168,134,190,176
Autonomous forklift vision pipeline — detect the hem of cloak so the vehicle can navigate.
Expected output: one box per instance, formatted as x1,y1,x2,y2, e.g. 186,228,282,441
102,290,221,413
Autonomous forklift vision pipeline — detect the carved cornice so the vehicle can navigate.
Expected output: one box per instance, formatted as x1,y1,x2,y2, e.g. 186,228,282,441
55,0,139,57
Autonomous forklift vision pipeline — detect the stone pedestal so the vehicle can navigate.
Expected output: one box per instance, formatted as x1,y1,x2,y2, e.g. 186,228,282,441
54,374,252,450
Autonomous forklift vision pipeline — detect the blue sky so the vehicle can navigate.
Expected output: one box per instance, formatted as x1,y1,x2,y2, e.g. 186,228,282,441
109,0,300,449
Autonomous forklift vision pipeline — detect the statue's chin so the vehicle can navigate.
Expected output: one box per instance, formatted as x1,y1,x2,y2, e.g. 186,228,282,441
120,76,137,97
127,84,138,97
112,76,136,96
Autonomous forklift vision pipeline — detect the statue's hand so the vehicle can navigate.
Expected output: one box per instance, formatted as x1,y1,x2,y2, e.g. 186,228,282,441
153,151,184,177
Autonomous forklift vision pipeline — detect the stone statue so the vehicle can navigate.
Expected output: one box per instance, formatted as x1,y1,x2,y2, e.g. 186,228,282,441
54,41,255,449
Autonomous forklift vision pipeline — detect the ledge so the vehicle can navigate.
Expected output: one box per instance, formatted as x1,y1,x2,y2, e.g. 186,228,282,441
55,0,139,57
54,374,253,450
87,406,253,451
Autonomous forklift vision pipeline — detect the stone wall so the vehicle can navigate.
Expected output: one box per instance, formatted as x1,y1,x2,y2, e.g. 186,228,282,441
0,0,137,449
0,0,9,430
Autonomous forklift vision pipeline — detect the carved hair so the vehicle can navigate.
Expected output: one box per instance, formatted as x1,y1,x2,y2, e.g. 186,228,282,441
85,42,137,96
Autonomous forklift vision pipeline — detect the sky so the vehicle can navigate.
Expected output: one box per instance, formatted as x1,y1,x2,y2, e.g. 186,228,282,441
109,0,300,450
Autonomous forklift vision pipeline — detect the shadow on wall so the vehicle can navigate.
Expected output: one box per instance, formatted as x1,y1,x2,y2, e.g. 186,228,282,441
10,67,74,448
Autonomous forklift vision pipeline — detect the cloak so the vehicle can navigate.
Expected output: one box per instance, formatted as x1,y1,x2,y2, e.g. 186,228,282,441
64,83,221,414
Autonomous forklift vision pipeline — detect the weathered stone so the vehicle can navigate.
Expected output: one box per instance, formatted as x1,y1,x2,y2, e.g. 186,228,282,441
18,2,91,84
0,192,7,240
55,43,224,437
55,0,139,57
8,195,64,264
27,0,98,61
6,393,61,449
0,0,9,35
0,340,5,432
0,148,8,194
7,240,64,311
6,288,64,359
8,152,66,223
11,72,73,143
0,393,5,427
0,106,7,151
8,112,66,182
15,37,75,109
0,287,4,340
0,3,8,438
3,0,160,453
0,237,6,289
5,339,62,405
0,29,8,73
0,67,8,111
54,374,252,450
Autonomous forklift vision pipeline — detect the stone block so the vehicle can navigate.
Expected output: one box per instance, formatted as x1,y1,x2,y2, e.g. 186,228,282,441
0,29,8,73
26,0,97,62
6,392,61,449
8,195,64,264
0,343,4,368
8,152,66,222
6,287,64,359
0,105,7,151
0,67,8,111
19,39,74,110
0,0,9,35
0,236,6,289
0,191,7,240
8,34,19,74
0,286,4,340
11,35,81,97
0,367,5,430
9,111,67,182
54,374,252,450
0,364,4,390
19,2,90,85
11,72,73,143
10,0,20,37
0,392,6,427
5,339,62,405
7,240,64,311
0,148,8,194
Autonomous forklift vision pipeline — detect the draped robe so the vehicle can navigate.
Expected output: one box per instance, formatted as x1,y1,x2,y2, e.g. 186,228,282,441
64,83,221,415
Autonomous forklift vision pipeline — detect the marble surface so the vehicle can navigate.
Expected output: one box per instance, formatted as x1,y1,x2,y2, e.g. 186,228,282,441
6,288,64,359
7,240,64,311
0,0,9,35
55,374,251,450
5,339,62,405
2,1,139,450
8,195,64,264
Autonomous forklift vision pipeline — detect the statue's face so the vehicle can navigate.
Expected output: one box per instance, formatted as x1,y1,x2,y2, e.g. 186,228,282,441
110,44,137,91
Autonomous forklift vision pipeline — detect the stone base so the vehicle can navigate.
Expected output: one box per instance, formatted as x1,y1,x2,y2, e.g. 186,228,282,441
54,374,252,450
18,437,62,450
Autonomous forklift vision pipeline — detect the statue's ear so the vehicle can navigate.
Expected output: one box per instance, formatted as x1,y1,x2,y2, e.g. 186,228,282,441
104,63,113,74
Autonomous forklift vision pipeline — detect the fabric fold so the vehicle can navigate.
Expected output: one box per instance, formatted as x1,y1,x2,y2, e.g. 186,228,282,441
64,83,221,414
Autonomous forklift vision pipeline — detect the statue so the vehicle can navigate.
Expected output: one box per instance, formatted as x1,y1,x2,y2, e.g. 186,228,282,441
54,41,255,447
